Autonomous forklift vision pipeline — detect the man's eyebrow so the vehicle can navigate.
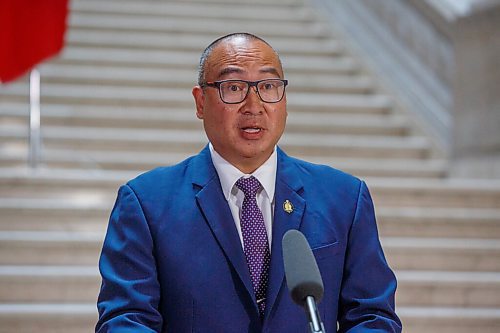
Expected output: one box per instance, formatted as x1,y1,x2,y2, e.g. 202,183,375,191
218,67,244,79
260,67,281,77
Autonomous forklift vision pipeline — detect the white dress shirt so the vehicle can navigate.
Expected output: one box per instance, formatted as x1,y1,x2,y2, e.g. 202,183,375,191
209,143,277,251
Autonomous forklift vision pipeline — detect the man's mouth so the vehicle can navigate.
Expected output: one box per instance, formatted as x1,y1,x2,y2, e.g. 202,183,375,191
242,127,262,134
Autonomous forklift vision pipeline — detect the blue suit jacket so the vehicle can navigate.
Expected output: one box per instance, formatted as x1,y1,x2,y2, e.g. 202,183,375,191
96,146,401,332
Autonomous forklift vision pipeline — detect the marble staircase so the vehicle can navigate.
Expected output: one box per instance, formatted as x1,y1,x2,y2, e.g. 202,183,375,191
0,0,499,332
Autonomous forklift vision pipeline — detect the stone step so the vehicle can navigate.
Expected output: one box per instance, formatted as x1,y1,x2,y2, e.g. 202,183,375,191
0,180,116,203
66,30,342,57
54,47,359,76
5,178,492,208
68,12,332,39
0,143,447,177
307,157,447,178
4,147,434,172
288,92,392,114
4,172,500,209
0,198,109,232
8,63,374,94
3,198,497,239
377,207,500,239
0,168,127,190
33,63,372,94
1,266,499,308
383,237,500,272
368,178,500,208
0,174,120,200
0,232,103,266
0,83,388,112
399,306,500,333
2,194,487,225
3,172,499,209
56,45,355,72
0,266,100,303
0,102,406,136
396,270,500,308
70,0,317,23
0,303,498,333
1,125,429,159
1,196,498,238
0,303,96,333
1,231,498,271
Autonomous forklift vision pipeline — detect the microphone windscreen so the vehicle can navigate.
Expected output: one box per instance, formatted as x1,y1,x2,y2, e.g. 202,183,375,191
282,229,324,307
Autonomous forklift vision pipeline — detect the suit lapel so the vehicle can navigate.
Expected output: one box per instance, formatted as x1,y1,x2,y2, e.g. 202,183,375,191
191,146,306,320
264,148,305,320
192,147,255,305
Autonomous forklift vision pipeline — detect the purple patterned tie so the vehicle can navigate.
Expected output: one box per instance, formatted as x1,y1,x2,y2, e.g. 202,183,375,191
236,176,271,318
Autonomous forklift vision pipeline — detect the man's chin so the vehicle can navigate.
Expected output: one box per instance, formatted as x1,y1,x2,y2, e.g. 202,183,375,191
239,147,274,161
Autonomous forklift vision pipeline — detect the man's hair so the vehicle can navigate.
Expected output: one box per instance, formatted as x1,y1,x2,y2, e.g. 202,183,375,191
197,32,282,86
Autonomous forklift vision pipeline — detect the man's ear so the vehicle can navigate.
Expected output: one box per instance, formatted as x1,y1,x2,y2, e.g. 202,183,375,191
192,86,205,119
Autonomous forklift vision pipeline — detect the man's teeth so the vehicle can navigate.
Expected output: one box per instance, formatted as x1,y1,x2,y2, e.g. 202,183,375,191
243,128,261,133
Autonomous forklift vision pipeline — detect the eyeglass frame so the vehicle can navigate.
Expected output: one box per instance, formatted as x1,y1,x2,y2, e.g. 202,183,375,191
201,79,289,104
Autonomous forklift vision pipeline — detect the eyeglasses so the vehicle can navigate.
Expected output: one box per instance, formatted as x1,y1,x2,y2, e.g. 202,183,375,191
202,79,288,104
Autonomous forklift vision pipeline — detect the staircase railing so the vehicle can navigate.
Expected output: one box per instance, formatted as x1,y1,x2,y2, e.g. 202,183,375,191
28,68,41,169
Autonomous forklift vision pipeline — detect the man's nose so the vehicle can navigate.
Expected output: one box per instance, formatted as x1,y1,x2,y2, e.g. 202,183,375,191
242,86,264,113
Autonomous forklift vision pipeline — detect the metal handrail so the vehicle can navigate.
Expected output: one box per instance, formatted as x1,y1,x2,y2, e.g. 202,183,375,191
28,68,41,169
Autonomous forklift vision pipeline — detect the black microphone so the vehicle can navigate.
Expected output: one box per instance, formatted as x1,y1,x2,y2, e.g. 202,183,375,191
282,229,326,333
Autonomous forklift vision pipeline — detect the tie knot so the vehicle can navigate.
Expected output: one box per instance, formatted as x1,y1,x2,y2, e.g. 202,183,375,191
236,176,262,197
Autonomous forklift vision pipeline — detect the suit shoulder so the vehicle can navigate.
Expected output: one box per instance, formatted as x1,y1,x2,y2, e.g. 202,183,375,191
287,155,361,187
126,154,197,192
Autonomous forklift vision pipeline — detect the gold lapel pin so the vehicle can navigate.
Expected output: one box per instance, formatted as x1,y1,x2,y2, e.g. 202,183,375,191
283,200,293,214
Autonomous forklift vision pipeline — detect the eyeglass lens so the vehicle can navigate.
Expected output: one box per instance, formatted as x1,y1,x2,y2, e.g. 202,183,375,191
219,80,286,103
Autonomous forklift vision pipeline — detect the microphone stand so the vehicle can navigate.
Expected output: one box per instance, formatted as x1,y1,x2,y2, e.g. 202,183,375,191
305,296,326,333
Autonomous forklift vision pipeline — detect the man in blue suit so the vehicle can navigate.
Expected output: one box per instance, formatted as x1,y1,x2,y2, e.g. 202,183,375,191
96,33,402,332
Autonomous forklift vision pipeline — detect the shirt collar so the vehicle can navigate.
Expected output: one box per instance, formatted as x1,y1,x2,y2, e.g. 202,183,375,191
209,143,277,202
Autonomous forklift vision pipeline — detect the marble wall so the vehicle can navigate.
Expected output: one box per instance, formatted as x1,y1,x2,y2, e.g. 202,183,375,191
313,0,500,177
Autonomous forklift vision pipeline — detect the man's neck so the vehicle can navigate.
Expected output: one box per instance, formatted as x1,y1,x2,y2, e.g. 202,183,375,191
211,149,274,175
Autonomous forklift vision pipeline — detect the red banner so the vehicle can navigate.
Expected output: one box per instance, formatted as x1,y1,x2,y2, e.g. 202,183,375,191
0,0,69,83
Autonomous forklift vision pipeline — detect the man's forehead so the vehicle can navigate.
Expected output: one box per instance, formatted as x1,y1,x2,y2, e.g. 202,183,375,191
207,38,283,78
217,66,281,79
